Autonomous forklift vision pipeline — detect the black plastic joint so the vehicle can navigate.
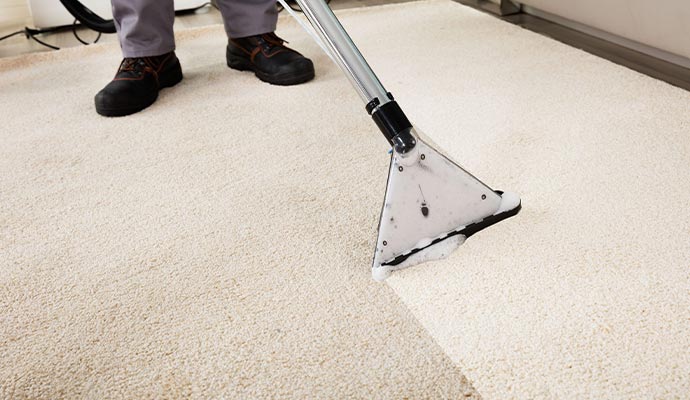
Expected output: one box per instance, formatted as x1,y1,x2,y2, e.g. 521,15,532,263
371,100,416,154
365,93,394,115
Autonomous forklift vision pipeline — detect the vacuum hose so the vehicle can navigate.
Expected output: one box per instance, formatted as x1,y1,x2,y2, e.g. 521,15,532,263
59,0,116,34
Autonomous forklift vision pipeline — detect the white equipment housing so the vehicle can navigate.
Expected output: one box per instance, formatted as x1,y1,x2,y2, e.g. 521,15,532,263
28,0,207,29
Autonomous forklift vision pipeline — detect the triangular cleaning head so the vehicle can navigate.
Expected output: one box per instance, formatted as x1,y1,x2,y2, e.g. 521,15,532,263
372,133,521,281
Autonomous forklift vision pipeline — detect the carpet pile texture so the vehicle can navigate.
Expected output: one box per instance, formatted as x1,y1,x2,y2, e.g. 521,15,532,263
0,3,482,399
1,1,689,399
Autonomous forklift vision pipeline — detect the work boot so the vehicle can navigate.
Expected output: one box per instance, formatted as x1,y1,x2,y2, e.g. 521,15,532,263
226,32,315,86
94,52,183,117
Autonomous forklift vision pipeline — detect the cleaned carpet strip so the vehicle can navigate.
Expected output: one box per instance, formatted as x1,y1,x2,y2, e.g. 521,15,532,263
2,1,690,398
0,4,481,399
364,1,688,399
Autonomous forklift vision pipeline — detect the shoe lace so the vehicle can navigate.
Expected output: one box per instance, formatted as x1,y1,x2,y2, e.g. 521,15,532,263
119,58,144,72
119,57,161,74
256,33,288,51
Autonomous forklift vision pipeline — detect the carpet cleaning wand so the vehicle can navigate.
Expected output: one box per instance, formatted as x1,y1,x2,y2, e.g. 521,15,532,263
287,0,522,281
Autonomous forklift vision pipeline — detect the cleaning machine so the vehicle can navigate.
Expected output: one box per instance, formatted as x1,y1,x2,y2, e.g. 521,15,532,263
57,0,522,281
282,0,522,281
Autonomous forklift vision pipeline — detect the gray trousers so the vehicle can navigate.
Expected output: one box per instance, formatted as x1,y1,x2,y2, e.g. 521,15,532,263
112,0,278,57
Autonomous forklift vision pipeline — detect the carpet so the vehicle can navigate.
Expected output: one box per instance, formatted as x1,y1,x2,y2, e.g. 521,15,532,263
1,1,689,399
0,3,481,399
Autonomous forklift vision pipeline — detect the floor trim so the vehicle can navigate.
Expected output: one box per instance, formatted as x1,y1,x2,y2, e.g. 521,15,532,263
454,0,690,92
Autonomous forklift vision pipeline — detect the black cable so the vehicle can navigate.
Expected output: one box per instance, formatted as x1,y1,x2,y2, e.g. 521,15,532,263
25,25,66,36
0,27,63,50
72,19,102,45
28,33,61,50
1,23,104,51
0,30,26,42
21,27,62,50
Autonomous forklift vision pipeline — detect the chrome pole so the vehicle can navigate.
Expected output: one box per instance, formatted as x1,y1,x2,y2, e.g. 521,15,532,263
292,0,391,107
291,0,416,153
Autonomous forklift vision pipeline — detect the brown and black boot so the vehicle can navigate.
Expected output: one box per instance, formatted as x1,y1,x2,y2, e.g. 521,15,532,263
95,52,183,117
226,32,314,86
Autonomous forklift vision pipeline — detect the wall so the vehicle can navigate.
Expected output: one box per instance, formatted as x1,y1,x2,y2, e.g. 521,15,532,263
516,0,690,61
0,0,30,29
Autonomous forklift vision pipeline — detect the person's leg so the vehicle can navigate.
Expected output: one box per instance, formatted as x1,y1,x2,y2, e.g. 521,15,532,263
112,0,176,57
94,0,183,116
218,0,315,86
215,0,278,39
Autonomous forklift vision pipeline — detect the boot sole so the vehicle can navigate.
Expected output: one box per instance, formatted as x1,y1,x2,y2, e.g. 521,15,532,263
226,53,315,86
95,65,184,117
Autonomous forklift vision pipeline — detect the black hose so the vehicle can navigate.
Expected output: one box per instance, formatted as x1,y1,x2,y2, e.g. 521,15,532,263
59,0,117,33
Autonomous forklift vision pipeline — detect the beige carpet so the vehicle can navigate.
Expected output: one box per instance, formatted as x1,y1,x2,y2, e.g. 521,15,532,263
1,1,689,399
0,4,484,399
